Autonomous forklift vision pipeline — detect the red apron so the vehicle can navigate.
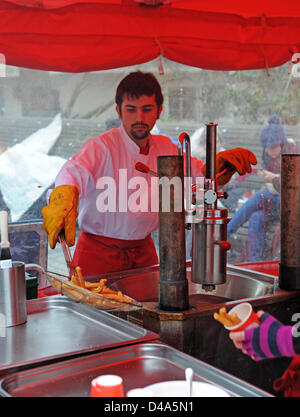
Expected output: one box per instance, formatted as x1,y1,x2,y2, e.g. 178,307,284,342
73,232,159,277
273,355,300,397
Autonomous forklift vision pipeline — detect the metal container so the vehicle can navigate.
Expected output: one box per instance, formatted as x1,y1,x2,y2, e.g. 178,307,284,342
0,261,27,327
110,263,275,302
191,208,229,288
0,342,272,397
0,295,159,374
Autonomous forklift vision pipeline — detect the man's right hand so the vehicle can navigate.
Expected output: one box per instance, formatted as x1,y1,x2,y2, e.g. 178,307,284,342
42,185,79,249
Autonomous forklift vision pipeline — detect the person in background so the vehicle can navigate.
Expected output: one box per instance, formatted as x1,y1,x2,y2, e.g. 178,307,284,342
105,117,121,130
229,310,300,397
42,71,257,277
227,114,295,261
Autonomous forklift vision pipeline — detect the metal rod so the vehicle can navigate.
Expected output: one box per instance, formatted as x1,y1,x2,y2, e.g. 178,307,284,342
178,132,192,217
205,123,218,211
58,232,76,280
205,123,217,180
178,132,192,179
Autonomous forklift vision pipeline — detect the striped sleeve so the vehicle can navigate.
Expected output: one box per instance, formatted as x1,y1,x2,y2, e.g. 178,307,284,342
243,313,296,361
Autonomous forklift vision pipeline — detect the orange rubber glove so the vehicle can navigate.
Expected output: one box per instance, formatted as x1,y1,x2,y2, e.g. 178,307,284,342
202,148,257,186
41,185,79,249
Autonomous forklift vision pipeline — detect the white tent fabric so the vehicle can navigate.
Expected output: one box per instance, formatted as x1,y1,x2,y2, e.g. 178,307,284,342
0,113,66,221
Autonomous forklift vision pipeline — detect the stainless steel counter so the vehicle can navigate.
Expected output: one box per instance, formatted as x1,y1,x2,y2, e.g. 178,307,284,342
0,342,272,397
102,262,300,395
0,295,158,375
1,262,297,397
106,263,277,304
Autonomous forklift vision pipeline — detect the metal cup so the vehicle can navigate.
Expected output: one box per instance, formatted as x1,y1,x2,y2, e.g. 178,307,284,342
0,261,27,327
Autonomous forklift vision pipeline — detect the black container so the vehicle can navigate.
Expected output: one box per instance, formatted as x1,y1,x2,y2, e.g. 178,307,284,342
25,273,38,300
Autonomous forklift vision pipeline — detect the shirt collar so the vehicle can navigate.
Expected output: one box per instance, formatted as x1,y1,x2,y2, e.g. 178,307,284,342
118,124,152,155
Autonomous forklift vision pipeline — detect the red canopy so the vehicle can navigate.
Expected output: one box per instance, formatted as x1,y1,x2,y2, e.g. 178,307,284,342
1,0,300,72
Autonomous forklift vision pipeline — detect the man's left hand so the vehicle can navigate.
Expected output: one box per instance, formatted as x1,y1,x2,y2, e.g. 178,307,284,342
202,148,257,186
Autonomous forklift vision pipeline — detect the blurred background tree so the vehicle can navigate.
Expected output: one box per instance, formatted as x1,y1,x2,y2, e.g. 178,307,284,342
160,61,300,125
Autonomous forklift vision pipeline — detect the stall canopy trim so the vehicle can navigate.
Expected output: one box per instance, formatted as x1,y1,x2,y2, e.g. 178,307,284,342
1,0,300,72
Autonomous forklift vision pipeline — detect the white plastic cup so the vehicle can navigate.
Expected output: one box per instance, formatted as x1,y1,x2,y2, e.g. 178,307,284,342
224,302,260,332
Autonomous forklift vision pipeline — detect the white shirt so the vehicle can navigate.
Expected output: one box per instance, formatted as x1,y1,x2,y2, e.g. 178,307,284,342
55,125,204,240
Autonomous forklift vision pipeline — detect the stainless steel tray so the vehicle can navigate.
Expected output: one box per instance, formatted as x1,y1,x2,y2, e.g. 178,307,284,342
0,342,272,397
0,296,159,374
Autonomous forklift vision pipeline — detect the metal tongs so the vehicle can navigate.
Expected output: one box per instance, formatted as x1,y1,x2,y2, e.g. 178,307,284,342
58,231,76,280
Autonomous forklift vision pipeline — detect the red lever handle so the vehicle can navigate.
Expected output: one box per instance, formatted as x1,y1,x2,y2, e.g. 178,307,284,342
216,241,231,251
135,162,158,176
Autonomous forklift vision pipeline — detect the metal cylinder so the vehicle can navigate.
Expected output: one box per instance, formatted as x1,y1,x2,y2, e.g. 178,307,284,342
205,123,218,212
279,154,300,289
191,123,230,290
191,208,229,287
158,155,189,311
0,261,27,327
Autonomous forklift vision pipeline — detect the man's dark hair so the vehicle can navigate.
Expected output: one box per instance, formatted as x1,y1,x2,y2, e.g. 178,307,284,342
115,71,163,114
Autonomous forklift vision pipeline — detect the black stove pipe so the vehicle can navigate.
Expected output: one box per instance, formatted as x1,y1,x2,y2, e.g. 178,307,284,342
279,154,300,289
158,155,189,311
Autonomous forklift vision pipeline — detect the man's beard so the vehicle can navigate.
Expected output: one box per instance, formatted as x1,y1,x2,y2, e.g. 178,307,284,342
130,123,150,140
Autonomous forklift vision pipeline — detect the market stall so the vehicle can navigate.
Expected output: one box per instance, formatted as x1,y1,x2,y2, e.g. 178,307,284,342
1,0,300,72
0,0,300,399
